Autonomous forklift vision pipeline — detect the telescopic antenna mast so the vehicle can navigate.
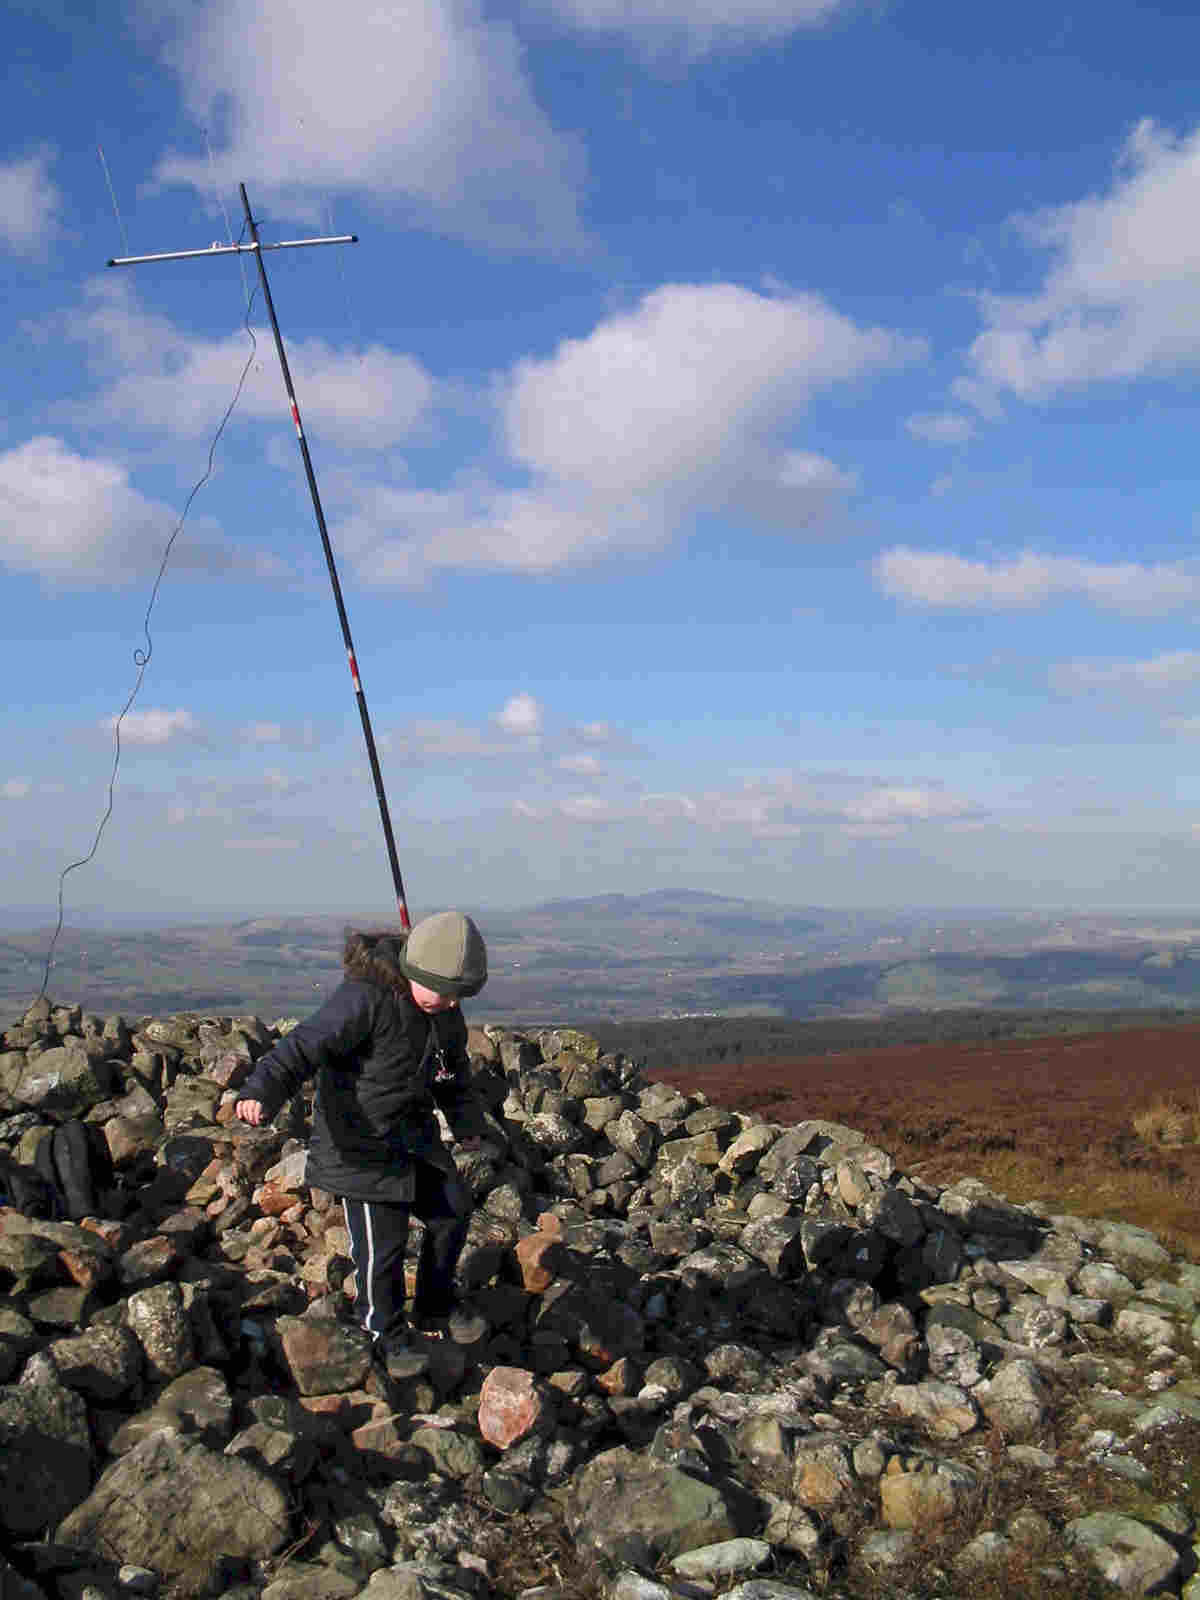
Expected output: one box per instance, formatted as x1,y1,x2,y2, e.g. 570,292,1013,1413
109,185,411,929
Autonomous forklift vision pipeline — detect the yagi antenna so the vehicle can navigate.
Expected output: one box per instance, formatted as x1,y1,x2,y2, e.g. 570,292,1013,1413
109,184,412,931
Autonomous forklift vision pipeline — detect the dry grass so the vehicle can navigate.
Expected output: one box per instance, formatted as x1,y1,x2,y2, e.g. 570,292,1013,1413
1132,1092,1200,1147
472,1502,608,1600
659,1019,1200,1259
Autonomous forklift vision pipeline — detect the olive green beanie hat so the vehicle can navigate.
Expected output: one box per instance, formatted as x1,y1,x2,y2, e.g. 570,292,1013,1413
399,911,488,999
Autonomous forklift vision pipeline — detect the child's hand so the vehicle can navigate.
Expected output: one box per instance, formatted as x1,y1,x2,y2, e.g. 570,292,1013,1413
235,1099,265,1125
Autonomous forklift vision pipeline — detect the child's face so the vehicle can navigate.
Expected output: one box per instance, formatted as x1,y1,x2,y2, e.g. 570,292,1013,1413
409,980,458,1014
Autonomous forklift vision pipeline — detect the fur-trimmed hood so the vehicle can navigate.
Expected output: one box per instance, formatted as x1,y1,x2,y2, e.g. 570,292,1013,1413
343,912,487,1001
343,929,409,996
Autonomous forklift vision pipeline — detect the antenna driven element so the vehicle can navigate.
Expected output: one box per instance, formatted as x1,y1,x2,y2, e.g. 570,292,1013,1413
108,234,357,267
108,187,411,931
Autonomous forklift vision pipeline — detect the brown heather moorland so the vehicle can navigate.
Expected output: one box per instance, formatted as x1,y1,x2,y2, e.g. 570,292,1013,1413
659,1018,1200,1259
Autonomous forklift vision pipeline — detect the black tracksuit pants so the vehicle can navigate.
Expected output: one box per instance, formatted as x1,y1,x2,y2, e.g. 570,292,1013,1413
340,1160,471,1339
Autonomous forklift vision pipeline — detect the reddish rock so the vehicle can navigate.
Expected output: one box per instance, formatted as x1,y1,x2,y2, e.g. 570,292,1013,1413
184,1159,225,1207
515,1232,563,1292
298,1391,386,1431
477,1366,552,1449
58,1246,111,1291
467,1027,499,1063
254,1181,298,1217
80,1218,128,1249
594,1356,640,1397
548,1368,588,1398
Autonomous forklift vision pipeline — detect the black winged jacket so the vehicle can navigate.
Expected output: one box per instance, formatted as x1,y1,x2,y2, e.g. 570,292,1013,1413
237,931,488,1203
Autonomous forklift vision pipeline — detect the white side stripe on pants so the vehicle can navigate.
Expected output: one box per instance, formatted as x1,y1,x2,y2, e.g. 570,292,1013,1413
343,1197,380,1336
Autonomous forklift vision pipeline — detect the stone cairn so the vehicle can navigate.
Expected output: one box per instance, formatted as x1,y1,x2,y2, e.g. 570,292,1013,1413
2,995,1200,1600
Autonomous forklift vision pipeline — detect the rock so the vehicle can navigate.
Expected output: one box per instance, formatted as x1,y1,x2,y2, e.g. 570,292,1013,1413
1098,1225,1171,1268
260,1563,361,1599
671,1537,771,1578
58,1432,290,1596
858,1528,915,1569
955,1530,1013,1570
977,1358,1052,1438
47,1324,142,1401
566,1445,753,1566
109,1366,233,1454
477,1367,553,1449
885,1379,979,1439
1116,1306,1177,1347
10,997,1200,1598
1066,1511,1181,1594
277,1315,372,1395
0,1370,94,1535
514,1231,564,1292
125,1282,193,1382
880,1463,971,1529
10,1044,118,1115
740,1216,806,1278
409,1424,485,1479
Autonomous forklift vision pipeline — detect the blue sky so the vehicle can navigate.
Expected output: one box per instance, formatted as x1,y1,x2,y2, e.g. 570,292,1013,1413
5,0,1200,923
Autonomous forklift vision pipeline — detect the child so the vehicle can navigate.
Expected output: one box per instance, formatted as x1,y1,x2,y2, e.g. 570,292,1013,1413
235,910,490,1349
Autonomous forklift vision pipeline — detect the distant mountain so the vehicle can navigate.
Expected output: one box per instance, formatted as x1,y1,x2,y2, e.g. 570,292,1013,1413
5,893,1200,1028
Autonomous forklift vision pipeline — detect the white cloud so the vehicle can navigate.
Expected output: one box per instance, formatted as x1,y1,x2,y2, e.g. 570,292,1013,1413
2,778,33,800
905,412,976,445
968,119,1200,401
149,0,584,250
339,282,918,581
532,0,849,54
104,708,201,746
571,720,639,750
72,280,435,449
558,793,617,822
384,720,517,760
517,771,982,833
496,693,544,737
504,283,912,510
842,785,973,824
874,547,1200,616
556,753,604,776
239,720,318,749
1051,650,1200,696
0,436,235,585
0,148,61,256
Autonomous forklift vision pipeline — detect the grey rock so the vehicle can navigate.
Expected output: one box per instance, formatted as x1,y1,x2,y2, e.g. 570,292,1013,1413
0,1370,94,1535
1067,1511,1181,1594
59,1432,289,1597
47,1324,142,1402
566,1444,753,1566
885,1379,979,1439
671,1538,771,1578
1097,1224,1171,1267
125,1282,193,1383
109,1365,233,1454
12,998,1200,1600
